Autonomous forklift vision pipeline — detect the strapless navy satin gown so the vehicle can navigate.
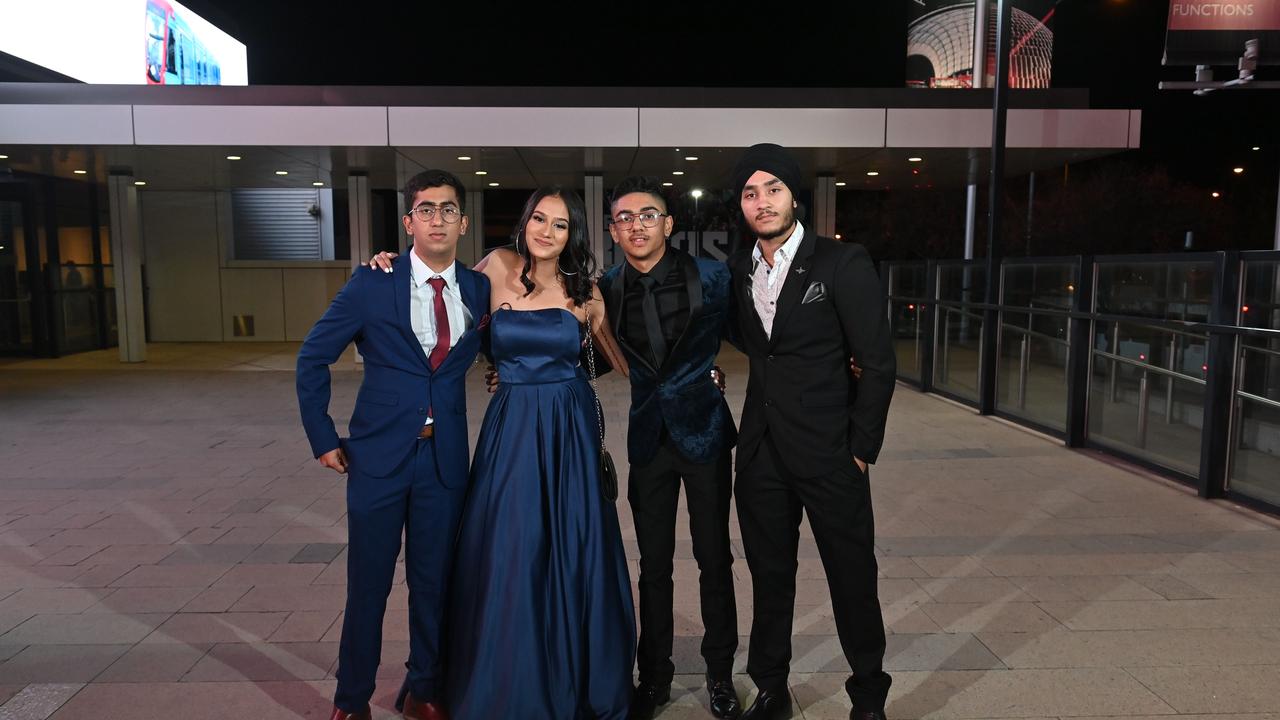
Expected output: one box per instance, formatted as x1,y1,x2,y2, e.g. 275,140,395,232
446,308,636,719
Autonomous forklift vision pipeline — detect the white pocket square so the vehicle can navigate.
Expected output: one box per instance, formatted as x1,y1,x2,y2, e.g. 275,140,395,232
801,281,827,304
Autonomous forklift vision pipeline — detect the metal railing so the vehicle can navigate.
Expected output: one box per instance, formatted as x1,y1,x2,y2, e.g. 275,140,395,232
884,250,1280,512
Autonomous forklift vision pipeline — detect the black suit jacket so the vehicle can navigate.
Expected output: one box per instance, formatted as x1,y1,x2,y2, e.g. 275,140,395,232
729,232,895,478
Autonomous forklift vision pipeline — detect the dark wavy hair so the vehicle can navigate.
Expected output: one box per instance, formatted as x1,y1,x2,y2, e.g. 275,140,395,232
512,186,596,307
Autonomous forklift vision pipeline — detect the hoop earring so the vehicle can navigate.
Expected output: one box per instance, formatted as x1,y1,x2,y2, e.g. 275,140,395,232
558,258,578,276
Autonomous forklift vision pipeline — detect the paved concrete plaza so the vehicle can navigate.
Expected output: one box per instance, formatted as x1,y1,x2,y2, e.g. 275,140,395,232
2,343,1279,719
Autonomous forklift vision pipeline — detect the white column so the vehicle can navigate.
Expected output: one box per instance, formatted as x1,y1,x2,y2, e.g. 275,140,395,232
964,183,979,260
814,175,837,238
107,174,145,363
455,189,485,266
347,174,372,269
584,174,605,273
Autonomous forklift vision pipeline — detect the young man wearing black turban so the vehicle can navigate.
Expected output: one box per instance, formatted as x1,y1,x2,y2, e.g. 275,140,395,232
726,143,897,720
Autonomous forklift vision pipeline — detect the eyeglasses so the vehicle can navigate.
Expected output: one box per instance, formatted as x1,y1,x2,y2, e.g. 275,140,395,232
609,211,667,229
409,204,462,223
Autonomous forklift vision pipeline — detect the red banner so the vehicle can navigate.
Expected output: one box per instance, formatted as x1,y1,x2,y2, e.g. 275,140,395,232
1168,1,1280,31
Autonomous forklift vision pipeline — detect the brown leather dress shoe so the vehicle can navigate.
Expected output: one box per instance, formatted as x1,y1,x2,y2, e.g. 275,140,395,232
329,706,372,720
402,692,449,720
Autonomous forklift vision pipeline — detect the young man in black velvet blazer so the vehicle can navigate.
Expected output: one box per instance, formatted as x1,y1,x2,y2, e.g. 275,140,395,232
726,144,897,720
595,176,742,720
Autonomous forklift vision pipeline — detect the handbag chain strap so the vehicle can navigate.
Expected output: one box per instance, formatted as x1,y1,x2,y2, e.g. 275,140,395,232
584,319,607,454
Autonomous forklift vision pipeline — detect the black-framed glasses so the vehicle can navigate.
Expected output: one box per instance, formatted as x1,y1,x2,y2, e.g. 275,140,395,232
609,211,667,229
409,204,462,224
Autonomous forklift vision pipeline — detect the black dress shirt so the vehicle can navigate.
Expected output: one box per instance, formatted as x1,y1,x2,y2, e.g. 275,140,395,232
623,248,690,369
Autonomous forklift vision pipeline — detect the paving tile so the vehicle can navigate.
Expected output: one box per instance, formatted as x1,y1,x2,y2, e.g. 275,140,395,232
883,668,1175,718
181,642,337,682
157,544,255,566
919,602,1062,634
0,589,112,615
0,683,83,720
0,644,129,683
109,564,233,588
229,586,346,613
0,685,23,706
268,612,341,643
180,586,251,613
290,543,346,564
212,564,324,588
95,643,211,683
84,587,205,614
0,614,169,646
143,613,288,644
979,627,1280,669
1039,599,1280,631
1125,665,1280,714
46,680,338,720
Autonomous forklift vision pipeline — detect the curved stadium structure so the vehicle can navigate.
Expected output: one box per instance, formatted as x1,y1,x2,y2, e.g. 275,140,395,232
906,2,1053,89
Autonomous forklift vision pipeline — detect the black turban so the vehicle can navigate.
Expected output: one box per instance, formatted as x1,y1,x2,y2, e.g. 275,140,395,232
730,143,803,199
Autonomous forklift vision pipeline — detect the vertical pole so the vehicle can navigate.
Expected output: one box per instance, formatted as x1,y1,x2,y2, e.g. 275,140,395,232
1198,251,1241,499
979,0,1012,415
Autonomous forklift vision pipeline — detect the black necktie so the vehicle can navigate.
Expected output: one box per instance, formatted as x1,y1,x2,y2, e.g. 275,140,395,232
637,275,667,369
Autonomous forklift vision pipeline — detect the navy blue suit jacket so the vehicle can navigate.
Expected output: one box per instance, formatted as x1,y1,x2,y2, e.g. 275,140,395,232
597,250,737,467
296,252,490,485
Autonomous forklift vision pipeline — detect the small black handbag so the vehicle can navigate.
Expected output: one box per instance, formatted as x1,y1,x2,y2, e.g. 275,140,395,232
584,323,619,502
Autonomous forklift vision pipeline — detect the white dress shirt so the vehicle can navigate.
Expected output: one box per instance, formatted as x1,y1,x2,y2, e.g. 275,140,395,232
409,251,471,424
750,221,805,338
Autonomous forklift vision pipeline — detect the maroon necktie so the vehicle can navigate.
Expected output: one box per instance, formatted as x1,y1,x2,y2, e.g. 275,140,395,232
427,277,450,370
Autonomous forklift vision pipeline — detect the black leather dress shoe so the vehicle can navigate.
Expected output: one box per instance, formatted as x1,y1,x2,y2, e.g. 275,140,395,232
628,682,671,720
707,675,742,719
741,689,792,720
849,712,887,720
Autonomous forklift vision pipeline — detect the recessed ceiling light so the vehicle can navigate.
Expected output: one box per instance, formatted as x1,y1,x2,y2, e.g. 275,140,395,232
908,157,923,162
1251,146,1261,151
0,154,8,160
690,189,703,198
275,170,288,175
866,171,879,177
1233,167,1244,174
662,182,673,187
313,181,325,186
226,155,241,160
134,180,147,186
835,181,847,187
488,182,500,187
834,234,842,240
1211,191,1221,198
457,155,472,161
672,171,684,176
74,169,87,175
475,170,487,175
685,156,699,161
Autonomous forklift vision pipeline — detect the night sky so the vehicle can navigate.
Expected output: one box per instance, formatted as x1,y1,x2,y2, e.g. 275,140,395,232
180,0,1280,151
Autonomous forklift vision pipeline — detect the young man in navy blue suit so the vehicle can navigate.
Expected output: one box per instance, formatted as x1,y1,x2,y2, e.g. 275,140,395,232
595,177,742,720
297,169,490,720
